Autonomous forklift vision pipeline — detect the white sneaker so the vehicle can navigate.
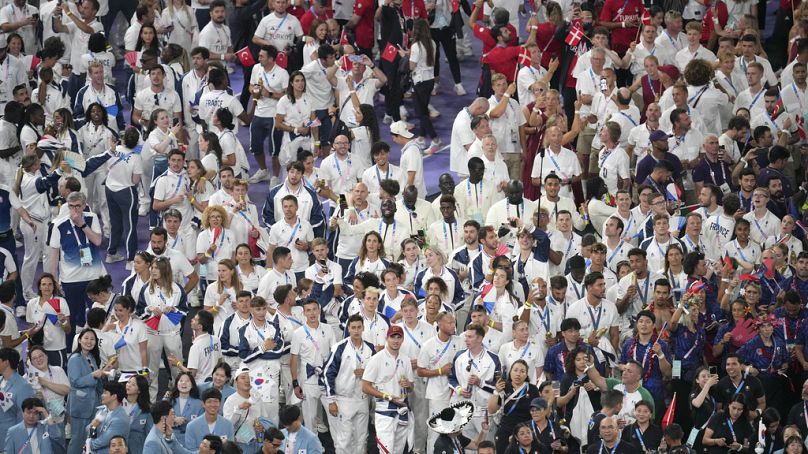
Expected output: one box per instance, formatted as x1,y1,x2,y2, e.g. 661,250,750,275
269,176,280,187
138,204,149,216
249,169,270,183
125,261,134,270
431,79,439,96
426,139,443,155
15,306,25,317
399,105,408,120
414,137,427,149
105,253,125,264
383,114,394,125
455,83,467,96
428,104,440,118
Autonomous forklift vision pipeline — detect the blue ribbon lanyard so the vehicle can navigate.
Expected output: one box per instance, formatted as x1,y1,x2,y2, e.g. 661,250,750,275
430,339,453,367
285,219,301,246
634,427,646,451
403,325,421,349
636,274,651,305
587,305,602,332
727,418,737,443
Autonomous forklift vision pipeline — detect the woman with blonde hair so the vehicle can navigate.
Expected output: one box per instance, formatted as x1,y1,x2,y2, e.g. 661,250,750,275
196,204,237,283
161,0,199,50
137,255,188,400
413,246,464,312
203,258,243,333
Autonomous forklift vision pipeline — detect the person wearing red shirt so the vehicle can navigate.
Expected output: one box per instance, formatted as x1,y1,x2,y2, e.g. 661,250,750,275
597,0,643,54
482,20,537,83
535,2,565,68
345,0,375,56
700,1,728,47
468,0,517,55
300,0,330,37
402,0,427,29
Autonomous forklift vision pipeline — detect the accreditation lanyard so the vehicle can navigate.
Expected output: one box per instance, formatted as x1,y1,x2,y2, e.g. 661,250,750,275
284,219,301,246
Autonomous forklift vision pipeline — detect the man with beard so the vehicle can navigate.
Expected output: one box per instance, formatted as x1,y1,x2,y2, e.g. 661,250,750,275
635,130,683,186
539,173,584,232
764,175,790,219
146,227,199,296
758,146,795,199
264,161,325,238
337,198,413,261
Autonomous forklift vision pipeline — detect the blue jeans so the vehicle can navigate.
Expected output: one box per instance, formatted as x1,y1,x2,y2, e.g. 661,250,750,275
62,280,91,345
106,186,139,260
315,109,334,146
250,115,283,156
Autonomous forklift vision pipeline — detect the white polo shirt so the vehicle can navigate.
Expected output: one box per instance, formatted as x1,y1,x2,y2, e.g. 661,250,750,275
268,217,315,273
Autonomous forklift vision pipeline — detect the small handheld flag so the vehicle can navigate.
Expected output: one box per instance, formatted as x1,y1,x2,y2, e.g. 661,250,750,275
236,46,256,67
382,43,398,63
565,24,585,47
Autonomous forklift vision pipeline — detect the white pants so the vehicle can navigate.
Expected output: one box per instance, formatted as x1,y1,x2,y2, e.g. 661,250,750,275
375,412,409,454
20,219,47,298
85,170,109,235
410,379,429,454
300,382,324,432
322,397,369,454
146,331,183,400
426,396,451,454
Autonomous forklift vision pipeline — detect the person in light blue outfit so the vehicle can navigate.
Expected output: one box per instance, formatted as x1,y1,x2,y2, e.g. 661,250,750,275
0,347,35,447
169,371,204,444
144,400,194,454
87,381,130,454
66,328,107,454
196,362,236,414
184,388,234,449
279,406,323,454
122,374,153,454
4,397,53,454
26,345,70,454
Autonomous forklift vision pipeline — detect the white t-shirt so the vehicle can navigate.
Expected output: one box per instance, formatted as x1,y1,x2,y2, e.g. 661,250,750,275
268,217,315,273
276,95,313,128
111,318,148,371
26,297,70,351
250,64,289,118
598,146,631,195
254,12,304,52
66,18,104,69
300,59,335,110
398,141,426,197
198,21,232,56
409,40,436,84
487,95,526,154
531,147,581,199
187,332,222,382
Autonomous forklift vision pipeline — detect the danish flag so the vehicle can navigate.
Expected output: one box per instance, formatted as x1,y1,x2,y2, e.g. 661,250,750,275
565,24,584,46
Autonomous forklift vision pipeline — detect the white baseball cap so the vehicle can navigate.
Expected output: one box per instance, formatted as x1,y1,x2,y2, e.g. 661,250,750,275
390,121,414,139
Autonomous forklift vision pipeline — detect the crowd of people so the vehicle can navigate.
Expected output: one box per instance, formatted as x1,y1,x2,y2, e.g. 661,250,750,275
0,0,806,453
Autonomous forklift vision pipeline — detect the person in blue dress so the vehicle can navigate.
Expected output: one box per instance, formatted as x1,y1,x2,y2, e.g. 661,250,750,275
87,381,130,454
143,400,194,454
123,374,152,454
197,362,236,412
169,371,204,445
4,397,53,454
738,315,790,418
184,388,234,449
66,328,108,454
0,347,34,448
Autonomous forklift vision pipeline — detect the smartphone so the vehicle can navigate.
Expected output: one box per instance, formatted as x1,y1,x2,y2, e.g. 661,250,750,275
718,145,725,160
338,193,348,210
709,366,717,375
599,78,608,92
494,371,502,381
320,260,329,273
348,54,363,63
172,118,180,127
417,229,425,239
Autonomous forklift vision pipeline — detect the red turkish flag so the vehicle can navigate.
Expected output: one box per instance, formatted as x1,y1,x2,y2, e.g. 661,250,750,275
565,24,584,46
276,52,288,68
236,46,256,67
451,0,459,12
381,43,398,63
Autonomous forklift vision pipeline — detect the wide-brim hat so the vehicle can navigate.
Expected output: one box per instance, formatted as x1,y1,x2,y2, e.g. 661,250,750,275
428,401,475,434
